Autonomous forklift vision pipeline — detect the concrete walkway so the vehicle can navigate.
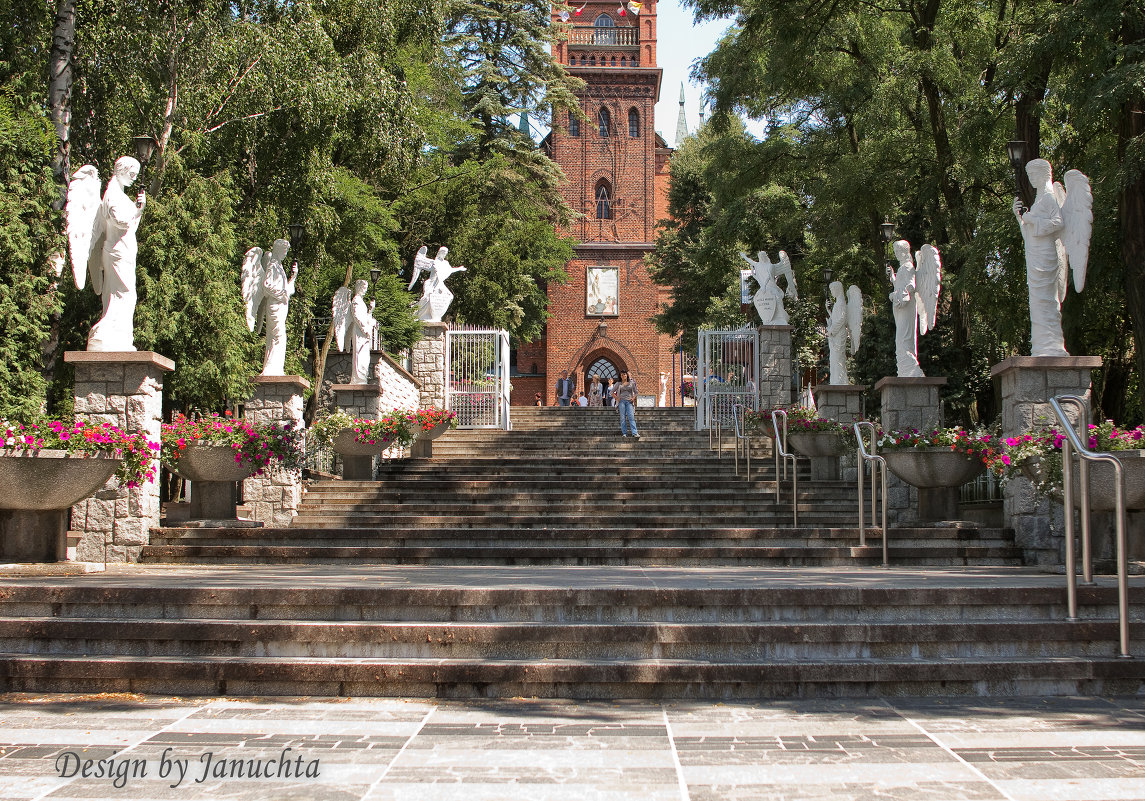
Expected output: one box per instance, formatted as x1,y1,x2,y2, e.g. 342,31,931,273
2,693,1145,800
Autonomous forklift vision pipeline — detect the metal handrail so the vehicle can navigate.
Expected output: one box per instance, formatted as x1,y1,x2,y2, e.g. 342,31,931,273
1049,394,1132,658
771,410,799,525
732,403,751,479
854,422,888,566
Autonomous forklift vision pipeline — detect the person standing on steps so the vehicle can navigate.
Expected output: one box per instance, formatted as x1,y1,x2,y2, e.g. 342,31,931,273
604,377,616,407
576,391,588,407
615,370,640,438
588,375,603,407
555,370,575,406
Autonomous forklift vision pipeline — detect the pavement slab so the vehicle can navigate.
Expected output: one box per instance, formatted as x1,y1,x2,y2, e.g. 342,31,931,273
1,694,1145,800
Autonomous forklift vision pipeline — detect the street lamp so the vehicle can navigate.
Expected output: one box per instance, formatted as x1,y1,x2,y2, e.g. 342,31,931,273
288,224,306,253
822,267,833,301
1007,139,1028,212
132,135,158,166
370,267,381,285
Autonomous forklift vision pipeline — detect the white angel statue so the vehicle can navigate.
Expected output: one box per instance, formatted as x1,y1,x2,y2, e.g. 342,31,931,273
409,245,466,323
65,156,146,351
740,250,797,325
241,239,299,376
825,281,863,385
888,241,941,378
1013,159,1093,357
333,279,379,384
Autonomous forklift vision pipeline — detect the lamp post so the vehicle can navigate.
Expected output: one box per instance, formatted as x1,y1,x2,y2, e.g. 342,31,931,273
370,267,381,285
132,135,157,194
822,268,834,301
1007,139,1029,213
880,219,897,278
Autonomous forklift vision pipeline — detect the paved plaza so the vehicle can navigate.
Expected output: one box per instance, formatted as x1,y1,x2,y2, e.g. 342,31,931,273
0,692,1144,800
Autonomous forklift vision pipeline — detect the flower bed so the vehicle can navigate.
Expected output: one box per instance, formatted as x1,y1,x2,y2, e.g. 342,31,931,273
161,412,301,479
1,418,158,488
409,408,457,434
310,410,417,451
877,427,999,465
992,421,1145,502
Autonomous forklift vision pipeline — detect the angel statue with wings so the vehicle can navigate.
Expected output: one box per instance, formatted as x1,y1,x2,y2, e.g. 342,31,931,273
1013,159,1093,357
65,156,146,351
740,250,797,325
409,245,466,323
888,240,942,378
241,239,299,376
825,282,863,385
332,280,379,384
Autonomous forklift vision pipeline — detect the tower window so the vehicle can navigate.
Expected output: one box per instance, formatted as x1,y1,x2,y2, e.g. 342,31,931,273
628,108,640,138
593,13,616,45
569,114,579,137
595,181,612,219
598,107,611,138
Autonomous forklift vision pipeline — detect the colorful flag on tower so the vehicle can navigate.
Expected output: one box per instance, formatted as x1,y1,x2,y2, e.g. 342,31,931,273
627,1,642,14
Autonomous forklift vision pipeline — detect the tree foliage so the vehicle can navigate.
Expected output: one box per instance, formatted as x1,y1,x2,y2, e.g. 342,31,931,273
652,0,1142,424
0,0,577,417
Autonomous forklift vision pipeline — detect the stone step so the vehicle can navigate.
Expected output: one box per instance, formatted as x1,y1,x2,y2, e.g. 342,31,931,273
146,526,1014,549
0,582,1115,621
139,544,1022,566
2,652,1141,698
1,618,1135,660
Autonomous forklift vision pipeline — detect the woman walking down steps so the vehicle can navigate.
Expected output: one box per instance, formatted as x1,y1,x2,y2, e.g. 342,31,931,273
615,370,639,438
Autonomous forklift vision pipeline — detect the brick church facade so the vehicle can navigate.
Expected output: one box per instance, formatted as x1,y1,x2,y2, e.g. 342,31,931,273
513,0,677,406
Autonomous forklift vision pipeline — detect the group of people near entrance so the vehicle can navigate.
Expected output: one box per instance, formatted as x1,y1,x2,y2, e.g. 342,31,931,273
552,370,640,437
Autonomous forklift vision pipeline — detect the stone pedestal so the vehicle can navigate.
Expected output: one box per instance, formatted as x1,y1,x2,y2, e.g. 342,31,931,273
757,325,792,409
66,351,173,564
874,377,947,524
0,510,67,562
813,384,866,423
410,322,447,410
243,375,308,527
190,482,239,520
332,384,385,419
992,356,1102,565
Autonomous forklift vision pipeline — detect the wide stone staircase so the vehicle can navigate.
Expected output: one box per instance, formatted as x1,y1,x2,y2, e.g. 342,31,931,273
1,406,1141,698
142,407,1022,567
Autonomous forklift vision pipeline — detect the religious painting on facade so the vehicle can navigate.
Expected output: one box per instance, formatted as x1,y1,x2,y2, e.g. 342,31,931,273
586,266,619,316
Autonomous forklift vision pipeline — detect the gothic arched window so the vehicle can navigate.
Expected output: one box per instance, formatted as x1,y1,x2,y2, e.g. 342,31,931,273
593,13,616,45
628,108,640,138
598,107,611,138
595,181,612,219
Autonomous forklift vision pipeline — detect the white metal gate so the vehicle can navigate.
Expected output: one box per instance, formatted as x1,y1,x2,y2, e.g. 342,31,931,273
696,327,760,430
445,325,511,430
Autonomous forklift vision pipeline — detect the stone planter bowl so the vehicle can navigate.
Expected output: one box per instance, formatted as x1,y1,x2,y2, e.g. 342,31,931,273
420,420,452,441
786,431,848,458
1069,449,1145,511
173,443,255,482
333,429,395,457
882,447,986,489
0,450,121,511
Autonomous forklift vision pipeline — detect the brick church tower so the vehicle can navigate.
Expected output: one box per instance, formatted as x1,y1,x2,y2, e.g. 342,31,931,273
515,0,676,406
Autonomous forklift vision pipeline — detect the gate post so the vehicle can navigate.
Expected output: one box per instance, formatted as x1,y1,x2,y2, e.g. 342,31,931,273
410,322,446,409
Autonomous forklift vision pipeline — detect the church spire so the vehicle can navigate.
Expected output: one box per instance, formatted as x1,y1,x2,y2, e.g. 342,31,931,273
675,82,689,146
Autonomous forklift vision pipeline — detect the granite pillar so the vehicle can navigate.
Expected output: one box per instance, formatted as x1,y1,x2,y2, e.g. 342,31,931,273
410,322,447,411
243,375,308,527
757,325,792,410
66,351,173,564
992,356,1101,565
874,376,947,524
813,384,865,482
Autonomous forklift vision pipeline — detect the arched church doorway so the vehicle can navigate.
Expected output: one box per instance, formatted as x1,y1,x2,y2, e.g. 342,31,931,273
584,356,621,406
